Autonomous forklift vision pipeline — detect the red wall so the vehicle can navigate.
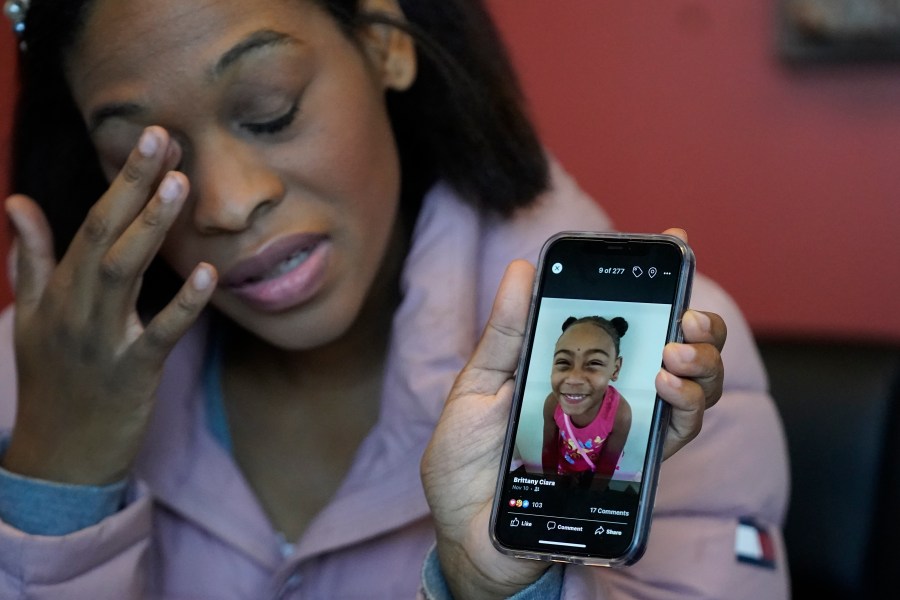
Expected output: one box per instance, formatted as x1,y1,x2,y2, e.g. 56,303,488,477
2,3,900,341
0,26,13,307
485,0,900,342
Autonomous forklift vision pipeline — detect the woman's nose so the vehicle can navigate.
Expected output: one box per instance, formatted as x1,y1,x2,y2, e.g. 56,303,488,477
187,134,285,234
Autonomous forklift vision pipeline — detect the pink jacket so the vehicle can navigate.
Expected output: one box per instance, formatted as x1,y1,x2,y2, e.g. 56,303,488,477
0,164,790,599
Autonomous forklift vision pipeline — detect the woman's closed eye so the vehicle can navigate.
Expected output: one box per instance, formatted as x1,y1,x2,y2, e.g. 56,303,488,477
241,100,299,135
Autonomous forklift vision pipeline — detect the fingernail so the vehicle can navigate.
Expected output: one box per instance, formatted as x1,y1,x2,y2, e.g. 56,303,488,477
138,129,160,157
192,265,214,291
159,174,182,204
4,197,27,236
686,310,711,332
4,198,20,227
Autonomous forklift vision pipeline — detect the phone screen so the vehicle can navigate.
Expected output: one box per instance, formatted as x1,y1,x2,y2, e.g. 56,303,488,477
491,233,694,565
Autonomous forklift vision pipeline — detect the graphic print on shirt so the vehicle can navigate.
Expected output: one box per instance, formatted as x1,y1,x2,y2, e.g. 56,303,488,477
554,385,621,474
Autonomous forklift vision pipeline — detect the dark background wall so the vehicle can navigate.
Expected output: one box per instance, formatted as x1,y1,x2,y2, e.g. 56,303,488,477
2,1,899,340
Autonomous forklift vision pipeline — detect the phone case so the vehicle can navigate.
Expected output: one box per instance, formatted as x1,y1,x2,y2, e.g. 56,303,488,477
489,232,694,567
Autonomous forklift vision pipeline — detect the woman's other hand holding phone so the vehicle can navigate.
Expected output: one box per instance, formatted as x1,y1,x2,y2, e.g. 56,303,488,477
421,228,727,600
656,228,726,460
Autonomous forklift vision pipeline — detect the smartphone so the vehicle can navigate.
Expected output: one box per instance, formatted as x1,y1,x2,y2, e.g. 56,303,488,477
490,232,695,566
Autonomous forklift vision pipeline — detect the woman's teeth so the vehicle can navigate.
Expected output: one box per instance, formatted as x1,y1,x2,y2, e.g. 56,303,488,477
247,249,312,284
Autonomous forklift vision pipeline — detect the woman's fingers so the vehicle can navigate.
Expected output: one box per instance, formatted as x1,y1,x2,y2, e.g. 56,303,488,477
662,227,688,243
5,195,57,312
7,125,202,374
656,368,705,459
64,127,174,281
655,230,727,458
449,260,535,400
662,341,723,405
656,309,727,458
670,310,726,407
132,263,217,366
99,171,190,321
40,127,186,335
681,309,726,352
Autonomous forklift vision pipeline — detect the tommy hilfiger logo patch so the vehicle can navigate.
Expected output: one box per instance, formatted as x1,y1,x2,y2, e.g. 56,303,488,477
735,518,776,569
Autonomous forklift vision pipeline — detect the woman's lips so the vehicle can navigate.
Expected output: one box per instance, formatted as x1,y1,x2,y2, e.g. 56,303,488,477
223,233,331,312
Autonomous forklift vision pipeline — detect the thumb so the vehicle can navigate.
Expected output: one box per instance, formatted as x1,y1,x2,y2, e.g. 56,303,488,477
451,259,535,399
5,195,57,310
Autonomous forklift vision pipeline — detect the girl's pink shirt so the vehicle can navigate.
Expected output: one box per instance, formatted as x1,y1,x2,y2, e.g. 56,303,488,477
554,385,622,473
0,163,790,599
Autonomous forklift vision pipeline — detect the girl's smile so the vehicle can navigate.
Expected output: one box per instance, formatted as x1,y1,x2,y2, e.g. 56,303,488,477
559,393,589,404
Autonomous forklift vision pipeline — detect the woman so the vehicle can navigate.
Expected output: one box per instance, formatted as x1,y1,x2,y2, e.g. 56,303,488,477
0,0,788,598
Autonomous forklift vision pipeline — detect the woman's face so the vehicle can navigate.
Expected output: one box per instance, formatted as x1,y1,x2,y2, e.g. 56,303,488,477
551,322,622,420
66,0,414,349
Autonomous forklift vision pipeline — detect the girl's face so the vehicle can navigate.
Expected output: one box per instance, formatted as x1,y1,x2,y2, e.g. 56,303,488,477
66,0,415,349
551,323,622,420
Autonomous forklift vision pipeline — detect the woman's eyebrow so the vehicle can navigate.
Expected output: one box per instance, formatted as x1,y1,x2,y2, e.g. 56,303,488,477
88,30,299,133
212,29,298,78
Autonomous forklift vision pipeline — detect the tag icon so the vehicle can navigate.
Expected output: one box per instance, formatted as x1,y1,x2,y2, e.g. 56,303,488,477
632,266,643,278
648,267,658,278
